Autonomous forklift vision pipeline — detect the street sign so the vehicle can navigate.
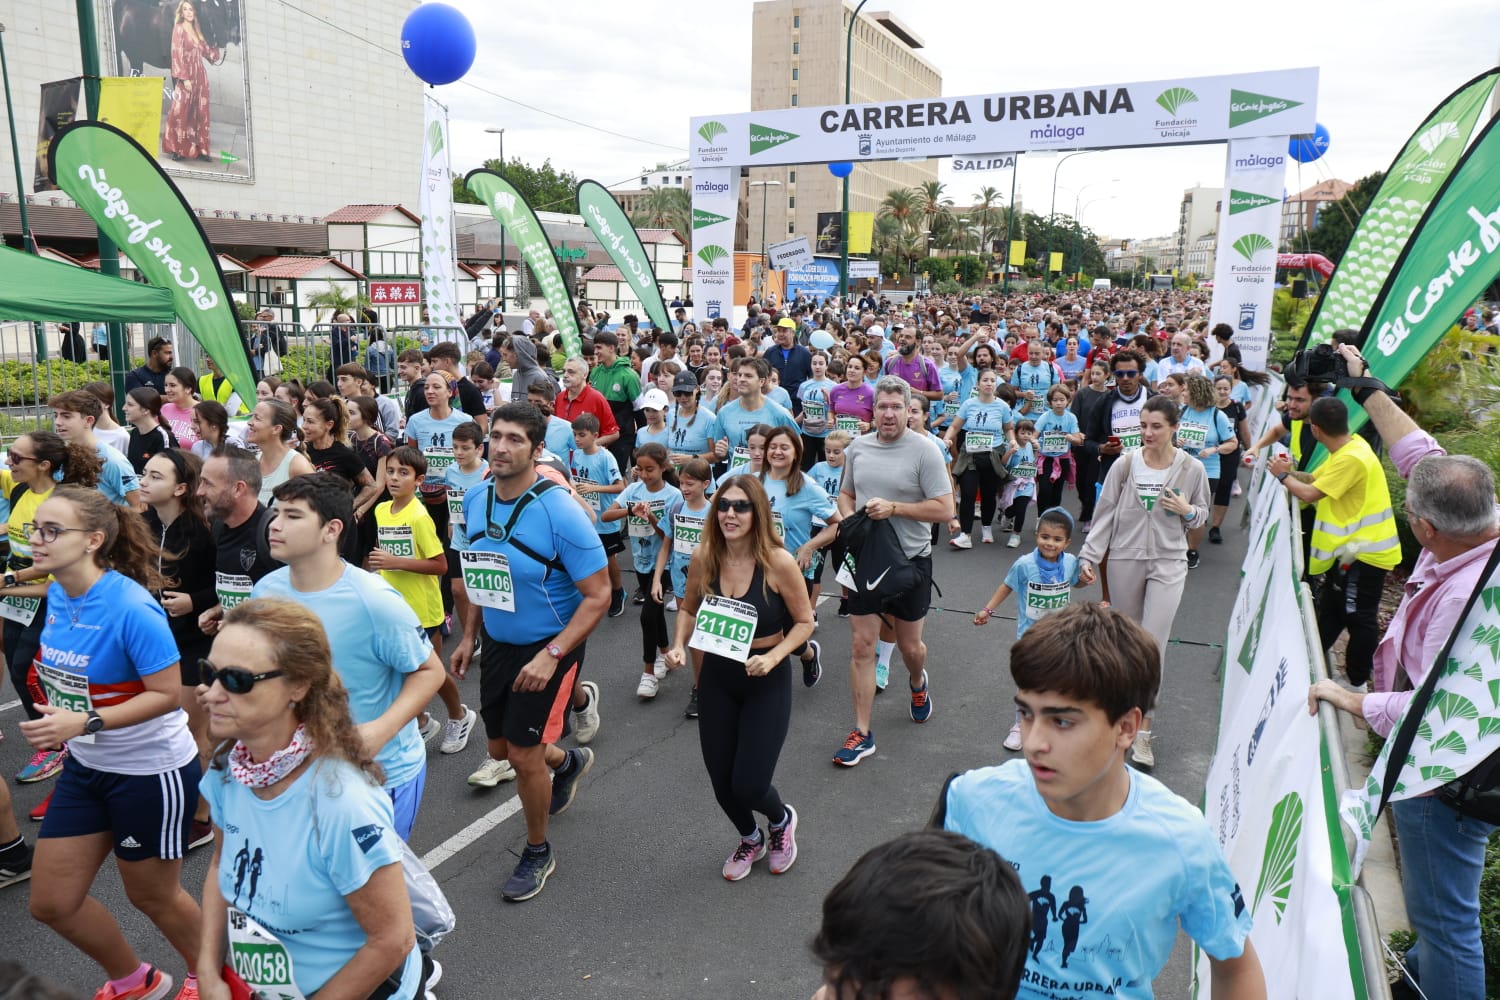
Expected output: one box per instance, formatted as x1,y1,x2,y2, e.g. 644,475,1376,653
767,236,813,270
370,281,421,304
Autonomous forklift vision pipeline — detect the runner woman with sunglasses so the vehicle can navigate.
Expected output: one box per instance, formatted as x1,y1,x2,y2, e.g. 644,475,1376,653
19,486,203,1000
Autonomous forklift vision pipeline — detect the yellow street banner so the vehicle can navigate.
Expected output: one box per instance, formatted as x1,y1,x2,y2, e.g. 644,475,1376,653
1048,252,1064,273
98,77,162,156
1009,240,1026,266
847,212,874,254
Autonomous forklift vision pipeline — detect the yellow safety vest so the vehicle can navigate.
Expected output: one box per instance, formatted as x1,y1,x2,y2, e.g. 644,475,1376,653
198,374,249,415
1308,435,1400,574
1289,418,1305,466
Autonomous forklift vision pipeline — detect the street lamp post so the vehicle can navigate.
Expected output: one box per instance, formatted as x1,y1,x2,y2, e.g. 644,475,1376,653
1042,151,1089,289
1069,179,1119,282
751,180,782,304
838,0,872,306
484,127,507,310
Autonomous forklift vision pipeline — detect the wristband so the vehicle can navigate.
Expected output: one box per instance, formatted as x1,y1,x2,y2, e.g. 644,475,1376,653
1275,471,1289,482
981,606,993,616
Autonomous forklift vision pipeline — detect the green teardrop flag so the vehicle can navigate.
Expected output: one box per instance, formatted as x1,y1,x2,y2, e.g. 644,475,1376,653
465,170,583,358
576,179,673,335
48,121,256,399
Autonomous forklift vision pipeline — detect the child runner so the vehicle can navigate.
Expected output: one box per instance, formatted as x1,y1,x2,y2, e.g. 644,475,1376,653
635,388,673,451
1034,385,1084,517
796,352,837,468
569,412,628,618
602,443,682,699
372,446,476,754
807,430,852,618
1000,419,1039,548
652,459,714,719
973,507,1084,750
726,423,771,479
441,421,490,752
935,603,1264,999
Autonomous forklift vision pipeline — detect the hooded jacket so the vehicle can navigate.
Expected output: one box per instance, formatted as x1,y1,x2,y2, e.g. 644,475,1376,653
509,336,557,400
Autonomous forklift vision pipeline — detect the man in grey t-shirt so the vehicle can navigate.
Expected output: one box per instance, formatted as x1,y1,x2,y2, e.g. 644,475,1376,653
833,376,955,767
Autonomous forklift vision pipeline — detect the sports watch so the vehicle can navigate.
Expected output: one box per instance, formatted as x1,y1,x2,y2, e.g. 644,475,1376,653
84,710,105,735
544,642,564,660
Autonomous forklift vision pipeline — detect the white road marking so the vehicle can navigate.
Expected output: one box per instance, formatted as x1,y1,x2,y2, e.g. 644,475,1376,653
0,700,19,714
422,794,523,869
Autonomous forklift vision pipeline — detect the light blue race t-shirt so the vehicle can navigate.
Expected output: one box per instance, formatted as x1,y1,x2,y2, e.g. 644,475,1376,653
613,480,683,574
665,406,715,459
1177,405,1233,479
95,442,140,505
944,760,1251,1000
570,447,623,536
709,398,799,452
201,759,420,1000
1033,410,1080,458
252,566,429,790
1002,549,1081,638
760,474,836,579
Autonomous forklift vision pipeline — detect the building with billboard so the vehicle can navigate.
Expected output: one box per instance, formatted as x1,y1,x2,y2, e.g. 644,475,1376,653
747,0,941,256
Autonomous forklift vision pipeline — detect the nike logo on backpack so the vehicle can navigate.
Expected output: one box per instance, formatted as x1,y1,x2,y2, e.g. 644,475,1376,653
864,568,891,590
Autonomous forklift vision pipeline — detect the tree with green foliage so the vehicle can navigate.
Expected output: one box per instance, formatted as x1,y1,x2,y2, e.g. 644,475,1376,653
914,180,954,240
453,157,581,214
631,186,692,237
879,188,920,233
1303,171,1385,263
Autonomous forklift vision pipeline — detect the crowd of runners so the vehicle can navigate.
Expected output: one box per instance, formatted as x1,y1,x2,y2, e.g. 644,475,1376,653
0,285,1336,999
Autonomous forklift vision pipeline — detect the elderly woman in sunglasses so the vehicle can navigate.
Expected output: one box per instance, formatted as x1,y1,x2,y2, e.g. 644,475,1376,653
195,598,427,1000
18,486,203,1000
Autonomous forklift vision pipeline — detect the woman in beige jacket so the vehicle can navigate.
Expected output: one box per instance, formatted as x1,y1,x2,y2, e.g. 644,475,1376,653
1078,395,1210,769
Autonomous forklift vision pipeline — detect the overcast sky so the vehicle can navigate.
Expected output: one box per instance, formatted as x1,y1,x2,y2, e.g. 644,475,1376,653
431,0,1499,241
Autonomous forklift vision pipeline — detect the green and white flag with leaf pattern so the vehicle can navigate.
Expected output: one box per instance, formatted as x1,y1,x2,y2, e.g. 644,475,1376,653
420,94,461,338
1340,555,1500,874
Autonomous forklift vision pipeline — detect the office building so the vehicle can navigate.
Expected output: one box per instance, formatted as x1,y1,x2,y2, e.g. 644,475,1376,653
1281,178,1352,248
747,0,941,255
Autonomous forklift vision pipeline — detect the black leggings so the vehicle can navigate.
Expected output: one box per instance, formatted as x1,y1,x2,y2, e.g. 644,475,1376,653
1007,495,1032,535
958,463,1002,533
800,434,826,469
1034,456,1071,515
1213,454,1241,507
697,651,791,837
4,610,44,720
636,571,669,664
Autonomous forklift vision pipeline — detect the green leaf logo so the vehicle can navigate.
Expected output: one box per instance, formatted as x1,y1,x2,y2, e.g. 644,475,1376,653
1417,121,1460,155
1253,792,1302,924
1471,623,1500,661
1433,690,1480,723
1229,89,1304,128
1479,717,1500,739
749,123,799,155
1417,719,1433,742
1155,87,1198,117
426,121,444,157
698,120,727,145
1420,764,1458,782
1489,678,1500,709
693,208,731,230
1232,234,1274,262
1432,731,1469,755
1228,189,1279,216
696,244,729,268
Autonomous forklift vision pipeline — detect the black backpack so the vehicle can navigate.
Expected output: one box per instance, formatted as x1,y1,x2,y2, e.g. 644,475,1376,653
836,510,917,601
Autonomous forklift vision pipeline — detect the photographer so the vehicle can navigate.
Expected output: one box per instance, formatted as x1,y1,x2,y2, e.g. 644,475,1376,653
1307,343,1500,999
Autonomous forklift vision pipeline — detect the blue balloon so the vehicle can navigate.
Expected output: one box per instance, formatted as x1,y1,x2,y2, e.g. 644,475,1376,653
1288,124,1331,163
827,161,854,179
810,330,836,350
401,3,476,86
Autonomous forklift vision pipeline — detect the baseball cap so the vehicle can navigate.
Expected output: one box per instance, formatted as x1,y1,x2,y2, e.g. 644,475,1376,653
672,370,699,393
641,388,670,411
776,317,797,329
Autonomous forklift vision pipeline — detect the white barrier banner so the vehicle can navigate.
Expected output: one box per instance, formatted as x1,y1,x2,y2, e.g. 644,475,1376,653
1209,136,1288,373
690,68,1317,168
1198,487,1367,997
690,169,737,322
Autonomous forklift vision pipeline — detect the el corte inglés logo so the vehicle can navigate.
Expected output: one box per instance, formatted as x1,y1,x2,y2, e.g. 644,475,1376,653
749,123,799,155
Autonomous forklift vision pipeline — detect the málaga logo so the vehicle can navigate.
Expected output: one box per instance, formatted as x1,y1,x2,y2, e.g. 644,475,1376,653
697,244,729,269
1229,89,1303,128
1232,233,1275,262
749,123,799,155
1417,120,1460,155
1228,190,1279,215
698,121,727,145
693,208,730,230
1154,87,1198,117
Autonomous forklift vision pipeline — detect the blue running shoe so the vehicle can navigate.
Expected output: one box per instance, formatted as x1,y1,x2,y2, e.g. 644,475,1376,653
832,729,876,767
502,844,556,902
909,670,932,723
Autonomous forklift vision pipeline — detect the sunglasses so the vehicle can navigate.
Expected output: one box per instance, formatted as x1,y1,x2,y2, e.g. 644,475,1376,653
673,390,696,398
1113,370,1140,378
716,498,753,513
199,658,285,694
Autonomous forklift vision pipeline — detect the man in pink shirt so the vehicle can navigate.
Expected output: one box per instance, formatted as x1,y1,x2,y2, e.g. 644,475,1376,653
1308,343,1499,999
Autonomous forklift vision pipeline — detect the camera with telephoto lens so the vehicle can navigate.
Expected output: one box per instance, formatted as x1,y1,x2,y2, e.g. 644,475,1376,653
1288,342,1348,384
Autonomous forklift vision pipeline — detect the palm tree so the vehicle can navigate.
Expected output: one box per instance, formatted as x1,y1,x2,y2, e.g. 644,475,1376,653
305,283,369,324
914,180,954,240
630,187,692,238
972,185,1002,251
879,188,920,233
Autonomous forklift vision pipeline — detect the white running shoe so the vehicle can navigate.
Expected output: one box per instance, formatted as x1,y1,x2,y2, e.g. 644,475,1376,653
418,714,441,747
1007,534,1021,548
981,527,995,544
665,596,678,612
439,706,477,754
950,532,973,550
573,680,601,745
636,673,660,699
467,757,517,787
653,655,668,679
1131,730,1155,769
1003,722,1023,751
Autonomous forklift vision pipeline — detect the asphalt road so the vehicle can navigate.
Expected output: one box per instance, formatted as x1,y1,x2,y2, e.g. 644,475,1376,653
0,490,1249,1000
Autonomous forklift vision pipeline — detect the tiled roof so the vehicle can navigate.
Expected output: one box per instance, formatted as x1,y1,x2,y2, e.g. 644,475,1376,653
324,204,420,225
583,265,624,282
636,229,683,245
248,255,365,280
